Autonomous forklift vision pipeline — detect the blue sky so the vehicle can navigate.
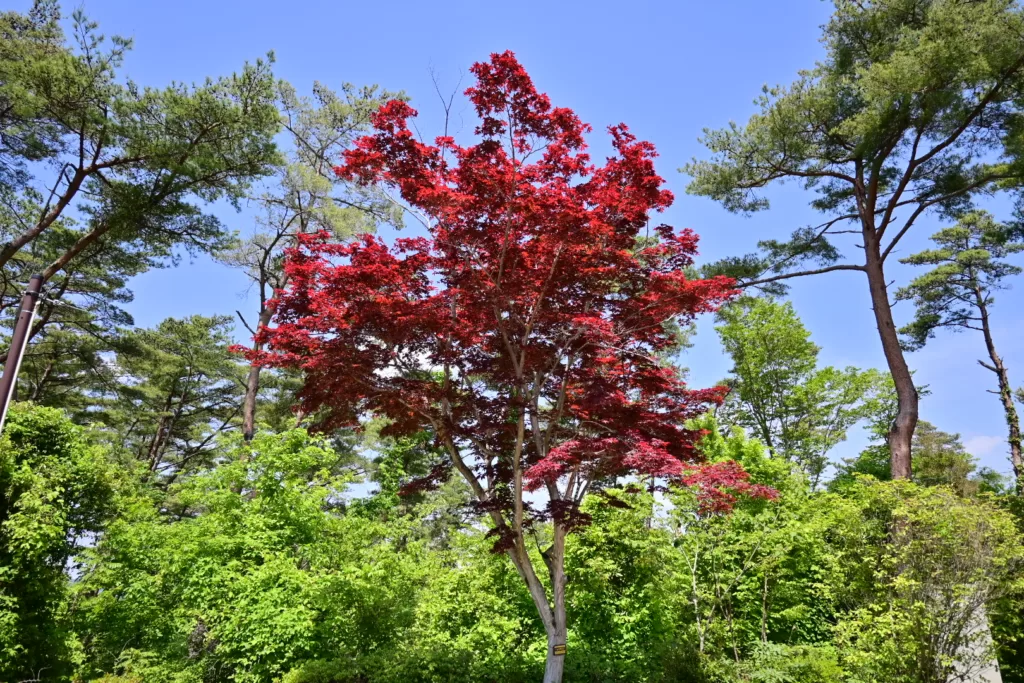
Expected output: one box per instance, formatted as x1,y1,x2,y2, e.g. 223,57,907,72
35,0,1024,477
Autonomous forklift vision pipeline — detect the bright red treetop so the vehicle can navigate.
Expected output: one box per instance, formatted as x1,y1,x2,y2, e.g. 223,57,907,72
249,52,768,537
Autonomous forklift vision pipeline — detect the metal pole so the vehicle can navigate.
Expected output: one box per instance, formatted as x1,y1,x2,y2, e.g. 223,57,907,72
0,274,43,434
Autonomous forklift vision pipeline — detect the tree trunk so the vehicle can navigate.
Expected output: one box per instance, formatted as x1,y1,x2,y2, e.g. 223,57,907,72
760,573,769,644
864,245,918,479
542,525,568,683
28,361,54,401
995,366,1024,494
145,382,180,474
242,282,282,442
241,306,274,442
240,311,272,443
147,414,171,473
241,363,261,442
975,289,1023,494
41,222,113,281
543,629,567,683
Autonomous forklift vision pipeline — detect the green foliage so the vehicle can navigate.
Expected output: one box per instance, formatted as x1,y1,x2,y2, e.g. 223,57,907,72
565,489,685,682
715,297,887,483
378,528,542,683
221,79,403,441
565,421,1023,682
0,0,70,190
720,642,843,683
896,211,1024,350
352,430,444,522
1,4,1023,681
829,479,1024,682
73,427,549,683
991,495,1024,681
75,429,425,683
685,0,1024,290
0,409,1009,683
670,420,838,672
834,419,1006,495
221,78,404,307
895,209,1024,492
0,403,124,681
98,315,245,482
0,0,281,432
911,421,982,494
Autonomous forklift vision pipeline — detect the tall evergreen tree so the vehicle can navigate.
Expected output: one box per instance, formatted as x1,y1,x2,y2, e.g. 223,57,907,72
103,316,245,484
225,81,402,440
0,0,280,381
685,0,1024,479
897,210,1024,493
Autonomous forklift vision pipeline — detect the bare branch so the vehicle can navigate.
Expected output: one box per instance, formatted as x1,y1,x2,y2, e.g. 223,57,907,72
738,263,866,289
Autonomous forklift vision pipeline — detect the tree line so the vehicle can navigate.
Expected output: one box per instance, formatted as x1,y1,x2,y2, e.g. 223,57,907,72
2,1,1024,682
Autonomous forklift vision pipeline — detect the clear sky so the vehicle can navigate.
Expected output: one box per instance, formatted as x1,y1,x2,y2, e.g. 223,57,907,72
32,0,1024,477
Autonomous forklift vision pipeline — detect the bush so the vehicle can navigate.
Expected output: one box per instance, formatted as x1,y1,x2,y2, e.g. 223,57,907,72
828,480,1024,683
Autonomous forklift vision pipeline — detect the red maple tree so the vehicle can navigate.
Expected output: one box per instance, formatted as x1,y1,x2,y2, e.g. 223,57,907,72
248,51,771,682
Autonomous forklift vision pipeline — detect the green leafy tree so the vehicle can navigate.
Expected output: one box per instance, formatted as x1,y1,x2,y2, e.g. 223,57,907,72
830,479,1024,683
564,417,1024,682
715,297,887,485
896,210,1024,492
75,429,424,683
355,519,542,683
668,417,839,675
911,420,983,495
352,429,446,523
685,0,1024,479
672,422,1023,682
564,489,687,682
990,495,1024,682
0,403,123,681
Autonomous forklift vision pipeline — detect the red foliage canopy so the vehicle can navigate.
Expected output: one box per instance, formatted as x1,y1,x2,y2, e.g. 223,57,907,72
248,51,770,533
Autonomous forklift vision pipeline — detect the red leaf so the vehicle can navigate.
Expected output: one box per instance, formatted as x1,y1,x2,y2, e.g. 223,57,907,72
251,51,739,542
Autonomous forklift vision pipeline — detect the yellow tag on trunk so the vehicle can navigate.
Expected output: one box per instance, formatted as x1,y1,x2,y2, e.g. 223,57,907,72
553,644,567,656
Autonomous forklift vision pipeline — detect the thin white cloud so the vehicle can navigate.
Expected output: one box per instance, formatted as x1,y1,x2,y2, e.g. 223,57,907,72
964,435,1004,458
